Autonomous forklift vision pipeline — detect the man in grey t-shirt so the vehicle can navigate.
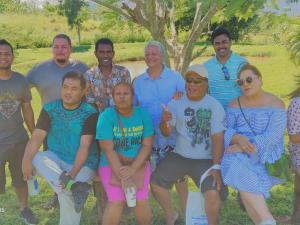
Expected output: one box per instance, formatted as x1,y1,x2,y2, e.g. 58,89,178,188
26,34,88,209
151,64,226,225
27,34,88,105
0,39,38,224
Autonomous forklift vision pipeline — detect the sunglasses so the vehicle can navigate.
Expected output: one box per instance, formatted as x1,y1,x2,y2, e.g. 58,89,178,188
185,77,207,84
236,76,257,86
222,66,230,80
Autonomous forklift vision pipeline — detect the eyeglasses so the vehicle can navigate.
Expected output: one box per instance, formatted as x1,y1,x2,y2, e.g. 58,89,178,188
236,76,257,86
222,66,230,80
185,77,207,84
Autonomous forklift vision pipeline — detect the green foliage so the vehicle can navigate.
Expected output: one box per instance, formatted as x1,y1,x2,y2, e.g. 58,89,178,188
0,13,71,48
252,13,292,44
0,11,150,49
173,0,194,31
62,0,87,29
226,0,265,18
99,11,119,27
99,0,267,44
267,154,292,182
288,17,300,65
0,0,37,13
60,0,89,44
43,1,64,16
208,1,271,42
173,0,265,41
95,8,151,43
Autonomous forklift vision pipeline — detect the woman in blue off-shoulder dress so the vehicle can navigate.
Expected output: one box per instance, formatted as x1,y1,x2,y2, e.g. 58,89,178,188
221,64,286,225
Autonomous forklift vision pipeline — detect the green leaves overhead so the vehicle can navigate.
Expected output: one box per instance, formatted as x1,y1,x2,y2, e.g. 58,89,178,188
289,23,300,65
212,0,265,22
166,0,267,32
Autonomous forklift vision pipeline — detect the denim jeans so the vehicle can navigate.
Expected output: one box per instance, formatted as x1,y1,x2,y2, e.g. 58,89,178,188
32,151,95,225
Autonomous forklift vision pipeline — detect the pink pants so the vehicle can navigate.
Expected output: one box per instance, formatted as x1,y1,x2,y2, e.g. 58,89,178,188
98,161,151,202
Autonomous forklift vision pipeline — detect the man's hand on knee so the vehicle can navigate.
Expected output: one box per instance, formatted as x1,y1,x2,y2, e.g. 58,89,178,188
59,171,91,213
59,172,75,190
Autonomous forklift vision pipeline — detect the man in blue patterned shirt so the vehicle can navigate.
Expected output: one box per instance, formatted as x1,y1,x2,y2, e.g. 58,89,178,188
84,38,131,112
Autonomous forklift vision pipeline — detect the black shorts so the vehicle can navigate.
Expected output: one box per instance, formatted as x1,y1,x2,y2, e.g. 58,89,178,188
151,152,227,200
0,140,28,192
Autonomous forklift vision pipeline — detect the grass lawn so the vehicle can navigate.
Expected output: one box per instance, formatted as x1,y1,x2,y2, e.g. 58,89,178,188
1,43,298,225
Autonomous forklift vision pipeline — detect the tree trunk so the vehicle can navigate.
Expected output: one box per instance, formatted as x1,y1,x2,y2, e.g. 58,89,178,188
76,24,81,44
178,45,193,74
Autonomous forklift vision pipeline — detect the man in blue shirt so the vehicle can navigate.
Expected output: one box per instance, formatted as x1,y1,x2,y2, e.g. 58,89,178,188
204,26,247,108
133,41,185,164
22,71,98,225
133,41,187,213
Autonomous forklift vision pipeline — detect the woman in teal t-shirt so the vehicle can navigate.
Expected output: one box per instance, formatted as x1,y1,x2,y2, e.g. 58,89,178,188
96,82,154,225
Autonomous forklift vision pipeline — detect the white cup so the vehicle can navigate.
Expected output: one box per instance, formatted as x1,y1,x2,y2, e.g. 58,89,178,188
125,186,136,207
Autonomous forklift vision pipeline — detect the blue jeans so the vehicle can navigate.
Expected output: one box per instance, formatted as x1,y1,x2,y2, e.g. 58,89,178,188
32,151,95,225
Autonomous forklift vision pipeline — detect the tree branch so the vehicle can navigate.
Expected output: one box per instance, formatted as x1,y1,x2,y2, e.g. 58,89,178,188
189,2,217,45
191,45,208,61
169,1,177,48
182,2,217,57
147,0,157,33
178,3,218,73
130,0,150,28
91,0,133,21
190,2,203,32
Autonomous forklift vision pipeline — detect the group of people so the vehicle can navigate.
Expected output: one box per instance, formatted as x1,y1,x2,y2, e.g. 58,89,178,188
0,25,299,225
